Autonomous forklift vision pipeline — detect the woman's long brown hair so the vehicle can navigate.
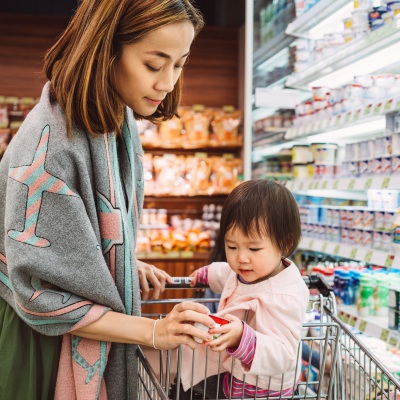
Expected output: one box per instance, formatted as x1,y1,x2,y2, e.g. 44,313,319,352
43,0,204,137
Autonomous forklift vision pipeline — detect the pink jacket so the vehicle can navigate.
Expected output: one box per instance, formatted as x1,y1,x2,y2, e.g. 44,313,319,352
181,260,309,392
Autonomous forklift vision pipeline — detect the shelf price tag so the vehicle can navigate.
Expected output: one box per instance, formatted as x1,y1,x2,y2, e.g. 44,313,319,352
314,180,320,189
321,242,328,253
348,179,355,190
344,111,352,124
385,254,394,267
333,179,339,189
299,181,305,191
341,313,350,324
384,99,393,112
364,104,372,116
381,176,390,189
373,102,382,114
333,244,340,255
364,250,373,263
389,337,398,347
350,248,358,259
353,109,361,120
359,320,367,332
308,239,314,250
380,329,390,342
364,178,372,189
321,180,327,189
349,316,357,328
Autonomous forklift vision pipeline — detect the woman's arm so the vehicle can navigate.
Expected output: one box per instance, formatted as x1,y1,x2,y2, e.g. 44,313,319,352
71,301,217,350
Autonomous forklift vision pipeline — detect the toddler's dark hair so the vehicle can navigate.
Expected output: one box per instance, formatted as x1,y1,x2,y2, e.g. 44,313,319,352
220,179,301,258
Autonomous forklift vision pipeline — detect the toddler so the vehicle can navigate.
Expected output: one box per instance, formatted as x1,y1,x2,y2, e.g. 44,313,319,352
178,179,309,399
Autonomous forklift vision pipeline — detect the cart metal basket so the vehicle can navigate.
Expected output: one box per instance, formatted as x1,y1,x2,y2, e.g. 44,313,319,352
136,274,400,399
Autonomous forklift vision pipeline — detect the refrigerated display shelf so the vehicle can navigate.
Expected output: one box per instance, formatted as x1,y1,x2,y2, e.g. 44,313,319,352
254,30,294,69
286,22,400,90
286,175,400,192
337,304,400,349
299,237,399,268
285,97,400,140
285,0,351,39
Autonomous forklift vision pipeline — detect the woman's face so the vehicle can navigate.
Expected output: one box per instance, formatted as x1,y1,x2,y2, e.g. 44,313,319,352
114,21,195,116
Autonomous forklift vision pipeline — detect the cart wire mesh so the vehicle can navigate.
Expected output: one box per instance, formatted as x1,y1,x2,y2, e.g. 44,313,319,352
136,274,400,399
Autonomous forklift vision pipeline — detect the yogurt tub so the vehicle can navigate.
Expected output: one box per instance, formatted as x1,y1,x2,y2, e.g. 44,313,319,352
343,17,353,29
382,10,394,23
388,2,400,14
371,18,384,30
354,0,373,8
293,163,311,179
352,23,369,39
343,30,353,43
314,143,337,165
292,144,311,163
352,8,369,25
193,314,231,344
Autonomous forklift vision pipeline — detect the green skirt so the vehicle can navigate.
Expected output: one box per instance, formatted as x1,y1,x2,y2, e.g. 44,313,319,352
0,297,62,400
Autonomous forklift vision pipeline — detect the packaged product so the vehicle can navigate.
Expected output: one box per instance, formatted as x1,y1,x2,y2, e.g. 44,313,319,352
158,115,184,147
137,119,159,147
181,106,213,148
143,153,155,196
210,107,242,146
153,154,187,196
185,154,213,195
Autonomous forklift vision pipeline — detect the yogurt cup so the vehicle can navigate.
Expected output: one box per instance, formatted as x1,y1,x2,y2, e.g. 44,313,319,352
193,315,231,344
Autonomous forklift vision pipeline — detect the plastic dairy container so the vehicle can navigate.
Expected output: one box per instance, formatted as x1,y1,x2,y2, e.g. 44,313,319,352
392,209,400,255
193,314,231,344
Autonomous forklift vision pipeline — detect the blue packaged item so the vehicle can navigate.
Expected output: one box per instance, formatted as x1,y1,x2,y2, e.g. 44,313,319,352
340,270,353,305
350,270,361,306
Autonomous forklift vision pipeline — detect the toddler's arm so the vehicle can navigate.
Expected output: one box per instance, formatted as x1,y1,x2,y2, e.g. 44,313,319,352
190,265,209,287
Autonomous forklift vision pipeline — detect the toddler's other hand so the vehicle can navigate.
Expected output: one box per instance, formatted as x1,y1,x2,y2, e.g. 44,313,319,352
205,314,243,352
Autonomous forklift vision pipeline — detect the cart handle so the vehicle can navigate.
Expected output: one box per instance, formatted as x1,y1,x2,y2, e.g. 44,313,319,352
302,273,333,297
159,273,333,297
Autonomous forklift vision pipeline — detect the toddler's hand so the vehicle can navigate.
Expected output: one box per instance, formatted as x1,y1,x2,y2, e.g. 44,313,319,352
189,270,199,287
205,314,243,352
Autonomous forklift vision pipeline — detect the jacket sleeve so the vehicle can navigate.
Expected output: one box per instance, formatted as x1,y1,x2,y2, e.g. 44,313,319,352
237,293,308,377
207,262,232,294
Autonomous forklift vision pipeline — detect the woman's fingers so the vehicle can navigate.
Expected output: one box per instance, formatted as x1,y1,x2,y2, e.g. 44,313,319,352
137,259,171,299
173,300,211,316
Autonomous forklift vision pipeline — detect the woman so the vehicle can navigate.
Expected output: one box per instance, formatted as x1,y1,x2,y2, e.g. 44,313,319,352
0,1,216,399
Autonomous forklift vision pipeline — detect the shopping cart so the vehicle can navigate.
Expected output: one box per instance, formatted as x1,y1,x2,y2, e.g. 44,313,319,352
136,274,400,399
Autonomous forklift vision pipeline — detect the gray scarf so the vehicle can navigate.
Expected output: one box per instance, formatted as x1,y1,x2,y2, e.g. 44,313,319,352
0,82,143,399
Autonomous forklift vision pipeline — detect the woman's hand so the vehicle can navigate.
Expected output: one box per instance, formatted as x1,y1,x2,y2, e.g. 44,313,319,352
136,259,172,300
153,301,216,350
205,314,243,352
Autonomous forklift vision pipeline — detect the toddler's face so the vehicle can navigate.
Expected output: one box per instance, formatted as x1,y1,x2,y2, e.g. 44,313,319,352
224,228,282,283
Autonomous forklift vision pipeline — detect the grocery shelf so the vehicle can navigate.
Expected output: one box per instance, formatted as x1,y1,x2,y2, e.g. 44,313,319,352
298,237,399,268
136,251,209,261
337,304,400,350
286,23,400,90
253,31,294,70
285,97,400,141
286,174,400,192
285,0,351,39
